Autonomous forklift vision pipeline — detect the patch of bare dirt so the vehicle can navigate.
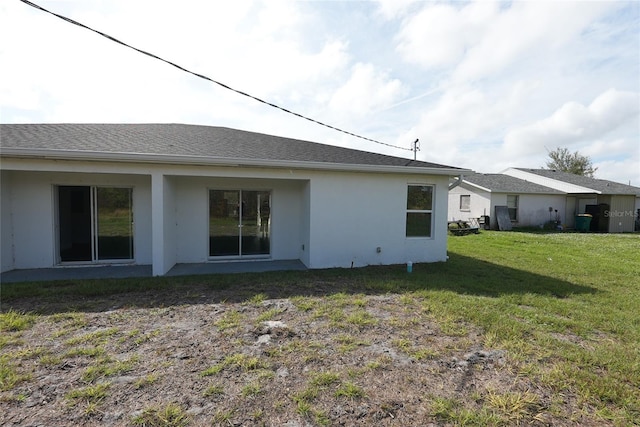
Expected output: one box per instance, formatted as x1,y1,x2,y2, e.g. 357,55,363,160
1,287,599,426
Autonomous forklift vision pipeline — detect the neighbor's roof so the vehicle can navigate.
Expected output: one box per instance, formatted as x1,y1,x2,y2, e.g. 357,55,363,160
0,123,464,174
514,168,640,196
460,173,564,194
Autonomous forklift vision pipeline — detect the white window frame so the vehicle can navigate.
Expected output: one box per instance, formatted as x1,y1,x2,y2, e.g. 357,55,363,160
406,184,434,238
460,195,471,212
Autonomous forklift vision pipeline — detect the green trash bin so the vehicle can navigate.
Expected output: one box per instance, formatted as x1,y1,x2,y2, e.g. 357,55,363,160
575,214,592,232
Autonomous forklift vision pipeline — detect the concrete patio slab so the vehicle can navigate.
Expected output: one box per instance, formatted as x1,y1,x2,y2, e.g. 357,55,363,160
0,260,306,283
166,260,307,276
0,265,153,284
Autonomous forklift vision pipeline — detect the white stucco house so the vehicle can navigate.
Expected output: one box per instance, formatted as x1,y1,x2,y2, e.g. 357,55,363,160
448,173,566,230
502,168,640,232
1,123,469,277
449,169,640,232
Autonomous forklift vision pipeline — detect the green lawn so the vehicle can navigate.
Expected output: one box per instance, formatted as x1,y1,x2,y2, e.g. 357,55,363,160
445,232,640,424
1,231,639,425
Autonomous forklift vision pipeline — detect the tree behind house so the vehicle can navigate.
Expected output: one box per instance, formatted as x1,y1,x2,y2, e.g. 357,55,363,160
545,147,597,177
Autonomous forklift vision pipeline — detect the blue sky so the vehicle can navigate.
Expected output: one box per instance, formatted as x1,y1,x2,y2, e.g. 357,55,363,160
1,1,638,184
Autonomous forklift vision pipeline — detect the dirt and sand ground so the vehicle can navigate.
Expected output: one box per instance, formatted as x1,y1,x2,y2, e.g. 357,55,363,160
1,281,590,426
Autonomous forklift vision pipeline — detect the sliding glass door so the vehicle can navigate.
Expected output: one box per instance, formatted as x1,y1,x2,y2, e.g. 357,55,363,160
95,187,134,260
58,186,92,262
241,190,271,256
208,190,240,256
209,190,270,257
58,186,133,262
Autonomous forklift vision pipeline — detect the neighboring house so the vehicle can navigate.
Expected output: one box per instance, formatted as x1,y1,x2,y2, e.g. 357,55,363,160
448,168,640,232
0,123,469,276
448,173,566,230
503,168,639,233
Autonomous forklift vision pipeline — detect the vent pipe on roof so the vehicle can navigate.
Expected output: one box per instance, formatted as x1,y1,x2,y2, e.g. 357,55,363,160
448,175,464,190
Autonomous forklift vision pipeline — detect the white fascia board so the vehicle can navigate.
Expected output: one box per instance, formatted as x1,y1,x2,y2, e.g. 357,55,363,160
501,168,599,194
0,148,470,176
461,175,566,195
491,190,565,196
460,180,492,193
520,191,566,195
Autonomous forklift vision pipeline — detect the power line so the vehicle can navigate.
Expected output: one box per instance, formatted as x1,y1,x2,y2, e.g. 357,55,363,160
19,0,412,152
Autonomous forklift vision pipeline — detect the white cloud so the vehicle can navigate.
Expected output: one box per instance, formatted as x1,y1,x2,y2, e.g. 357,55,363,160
375,0,415,20
395,1,616,83
0,1,351,122
328,63,406,118
392,79,541,164
417,89,494,143
504,89,640,156
395,2,497,69
581,138,634,161
456,2,613,83
594,157,640,187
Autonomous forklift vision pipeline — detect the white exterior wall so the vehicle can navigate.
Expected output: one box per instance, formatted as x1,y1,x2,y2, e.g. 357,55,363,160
1,170,14,271
577,197,598,214
271,180,306,261
515,194,566,227
607,195,636,233
488,194,507,229
446,189,567,229
162,175,177,274
307,172,449,268
300,181,311,267
565,196,576,228
1,170,152,271
172,176,306,264
8,172,55,269
1,157,453,273
487,193,566,228
448,184,491,222
168,170,449,269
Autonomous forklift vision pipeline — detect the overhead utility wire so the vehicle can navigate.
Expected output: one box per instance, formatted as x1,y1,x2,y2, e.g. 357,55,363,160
20,0,411,152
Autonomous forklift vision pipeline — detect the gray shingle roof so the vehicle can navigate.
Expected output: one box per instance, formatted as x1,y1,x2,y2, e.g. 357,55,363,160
0,123,461,171
516,168,640,195
462,173,564,194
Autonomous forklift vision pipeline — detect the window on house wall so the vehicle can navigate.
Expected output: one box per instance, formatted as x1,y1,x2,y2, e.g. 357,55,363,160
460,195,470,211
406,185,433,237
507,195,519,221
